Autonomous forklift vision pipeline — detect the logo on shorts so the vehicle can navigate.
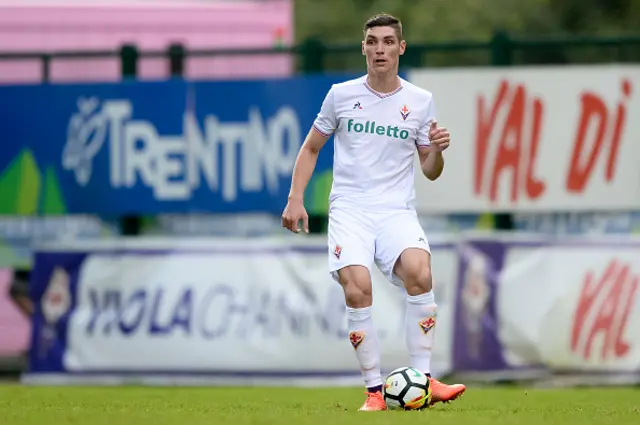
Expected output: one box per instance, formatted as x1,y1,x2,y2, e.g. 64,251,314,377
349,331,365,349
419,315,436,334
334,244,342,259
400,104,411,120
418,237,426,244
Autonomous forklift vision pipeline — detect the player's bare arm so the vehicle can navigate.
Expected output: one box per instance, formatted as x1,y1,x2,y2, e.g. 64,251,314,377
419,120,449,181
281,127,329,233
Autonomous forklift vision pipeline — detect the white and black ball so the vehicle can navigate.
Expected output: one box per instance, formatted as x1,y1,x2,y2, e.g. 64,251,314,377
383,367,431,410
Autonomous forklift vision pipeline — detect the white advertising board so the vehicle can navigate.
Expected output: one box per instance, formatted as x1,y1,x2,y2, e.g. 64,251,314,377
408,65,640,213
24,236,457,386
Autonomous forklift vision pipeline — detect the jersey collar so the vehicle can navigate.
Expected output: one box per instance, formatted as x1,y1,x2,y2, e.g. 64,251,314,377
363,77,404,99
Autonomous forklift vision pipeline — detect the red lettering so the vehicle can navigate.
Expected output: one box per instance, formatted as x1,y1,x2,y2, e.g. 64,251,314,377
585,264,625,360
490,85,525,202
571,259,638,361
570,265,608,352
566,94,609,191
606,79,632,181
475,81,508,196
525,99,545,199
566,79,632,193
613,268,638,358
475,80,546,203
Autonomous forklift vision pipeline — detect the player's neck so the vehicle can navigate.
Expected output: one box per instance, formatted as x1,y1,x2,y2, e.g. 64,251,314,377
366,72,401,94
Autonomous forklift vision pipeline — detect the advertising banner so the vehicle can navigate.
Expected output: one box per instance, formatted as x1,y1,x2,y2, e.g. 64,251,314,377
408,65,640,213
0,74,367,217
24,233,640,386
25,236,457,385
453,234,640,383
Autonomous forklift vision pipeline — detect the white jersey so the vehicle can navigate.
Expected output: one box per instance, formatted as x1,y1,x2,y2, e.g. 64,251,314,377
313,75,436,211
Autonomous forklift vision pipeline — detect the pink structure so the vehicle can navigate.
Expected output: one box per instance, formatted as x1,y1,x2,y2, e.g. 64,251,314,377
0,1,294,84
0,269,30,357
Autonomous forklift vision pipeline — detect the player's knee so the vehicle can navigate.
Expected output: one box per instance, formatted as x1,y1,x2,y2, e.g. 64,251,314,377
343,284,372,308
403,266,432,296
338,266,372,308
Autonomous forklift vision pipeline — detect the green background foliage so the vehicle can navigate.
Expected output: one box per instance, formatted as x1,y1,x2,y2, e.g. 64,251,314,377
295,0,640,44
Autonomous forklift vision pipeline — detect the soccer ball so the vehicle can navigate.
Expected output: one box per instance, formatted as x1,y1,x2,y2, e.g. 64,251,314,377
383,367,431,410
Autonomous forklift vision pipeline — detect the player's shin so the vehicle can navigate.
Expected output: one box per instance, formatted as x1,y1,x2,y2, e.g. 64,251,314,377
346,306,383,392
404,291,437,376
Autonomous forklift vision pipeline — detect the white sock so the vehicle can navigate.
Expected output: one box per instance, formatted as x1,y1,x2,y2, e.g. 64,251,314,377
346,306,382,389
405,291,437,375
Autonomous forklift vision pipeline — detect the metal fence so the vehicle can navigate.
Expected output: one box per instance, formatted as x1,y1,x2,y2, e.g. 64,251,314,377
1,32,639,83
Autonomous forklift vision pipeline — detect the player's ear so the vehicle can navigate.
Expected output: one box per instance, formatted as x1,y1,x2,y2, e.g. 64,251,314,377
361,40,365,55
399,39,406,55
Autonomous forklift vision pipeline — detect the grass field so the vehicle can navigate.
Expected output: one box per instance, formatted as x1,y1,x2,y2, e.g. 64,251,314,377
1,385,638,425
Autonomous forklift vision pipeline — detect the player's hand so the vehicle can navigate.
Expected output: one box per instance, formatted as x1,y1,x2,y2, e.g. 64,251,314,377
429,120,450,152
281,198,309,234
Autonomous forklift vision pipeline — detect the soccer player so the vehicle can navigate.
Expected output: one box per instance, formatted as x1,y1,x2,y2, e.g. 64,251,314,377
281,13,466,411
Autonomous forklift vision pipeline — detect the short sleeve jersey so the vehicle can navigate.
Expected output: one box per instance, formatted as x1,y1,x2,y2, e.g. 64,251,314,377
313,75,437,211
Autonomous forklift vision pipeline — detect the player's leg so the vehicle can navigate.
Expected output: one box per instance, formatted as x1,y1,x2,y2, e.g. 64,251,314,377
393,248,437,375
328,209,385,411
338,265,381,390
337,266,386,411
394,248,464,404
375,211,466,405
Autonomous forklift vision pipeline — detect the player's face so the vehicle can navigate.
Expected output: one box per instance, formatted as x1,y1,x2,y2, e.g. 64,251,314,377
362,26,405,74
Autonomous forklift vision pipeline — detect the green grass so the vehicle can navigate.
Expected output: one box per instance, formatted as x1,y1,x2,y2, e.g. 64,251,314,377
1,385,639,425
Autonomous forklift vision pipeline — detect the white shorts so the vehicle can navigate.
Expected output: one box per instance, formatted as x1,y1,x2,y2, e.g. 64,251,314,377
327,206,431,286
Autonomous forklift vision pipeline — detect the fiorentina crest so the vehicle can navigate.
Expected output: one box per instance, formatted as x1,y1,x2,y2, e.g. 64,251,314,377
349,331,365,349
418,315,436,334
400,104,411,120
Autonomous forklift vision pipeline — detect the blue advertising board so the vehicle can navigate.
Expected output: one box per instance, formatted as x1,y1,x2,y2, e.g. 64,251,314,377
0,74,365,216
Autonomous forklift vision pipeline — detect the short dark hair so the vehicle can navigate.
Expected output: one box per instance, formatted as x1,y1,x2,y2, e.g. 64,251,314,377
363,13,403,40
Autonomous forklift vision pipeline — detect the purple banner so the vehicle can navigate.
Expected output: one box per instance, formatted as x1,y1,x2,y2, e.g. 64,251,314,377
28,252,87,373
453,240,507,371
